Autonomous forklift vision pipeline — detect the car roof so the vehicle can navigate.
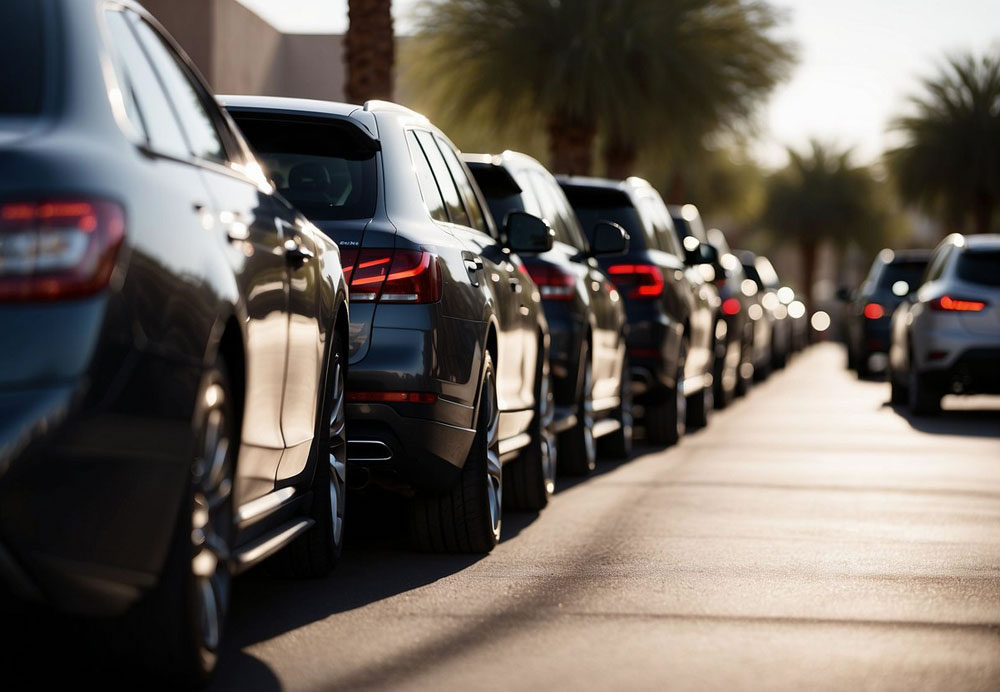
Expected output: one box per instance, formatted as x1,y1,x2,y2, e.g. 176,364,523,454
964,233,1000,250
220,95,362,119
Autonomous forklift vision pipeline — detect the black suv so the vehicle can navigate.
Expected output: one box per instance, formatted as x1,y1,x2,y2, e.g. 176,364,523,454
466,151,632,473
559,177,715,445
226,97,553,550
846,248,931,377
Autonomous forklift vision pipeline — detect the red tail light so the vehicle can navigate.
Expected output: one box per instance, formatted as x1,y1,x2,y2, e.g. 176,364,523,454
607,263,664,299
347,391,438,404
524,263,575,301
929,295,987,312
339,248,441,304
863,303,885,319
722,297,741,315
0,199,125,301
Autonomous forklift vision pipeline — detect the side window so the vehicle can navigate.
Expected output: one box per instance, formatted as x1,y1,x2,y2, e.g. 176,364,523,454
635,197,664,251
529,171,572,244
129,15,228,164
545,175,588,249
104,10,188,158
415,131,470,227
925,246,952,282
509,169,543,218
436,138,489,233
406,130,448,222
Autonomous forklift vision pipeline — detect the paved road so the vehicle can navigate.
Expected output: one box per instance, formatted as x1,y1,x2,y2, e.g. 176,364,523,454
210,343,1000,691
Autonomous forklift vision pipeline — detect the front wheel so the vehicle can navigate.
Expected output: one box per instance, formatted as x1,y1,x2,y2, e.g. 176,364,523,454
908,366,941,416
410,351,502,553
559,340,596,476
646,339,686,446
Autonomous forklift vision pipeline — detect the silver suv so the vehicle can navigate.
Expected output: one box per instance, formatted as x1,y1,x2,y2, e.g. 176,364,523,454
889,234,1000,414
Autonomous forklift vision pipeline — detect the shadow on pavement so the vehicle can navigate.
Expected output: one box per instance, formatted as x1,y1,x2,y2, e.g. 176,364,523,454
885,401,1000,438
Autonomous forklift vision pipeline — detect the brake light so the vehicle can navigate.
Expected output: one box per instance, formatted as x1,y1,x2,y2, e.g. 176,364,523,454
0,199,125,301
524,263,575,301
339,248,441,304
607,264,664,299
722,297,741,315
347,391,438,404
863,303,885,319
929,295,987,312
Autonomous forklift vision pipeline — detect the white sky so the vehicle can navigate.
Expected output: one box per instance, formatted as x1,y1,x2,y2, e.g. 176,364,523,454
237,0,1000,168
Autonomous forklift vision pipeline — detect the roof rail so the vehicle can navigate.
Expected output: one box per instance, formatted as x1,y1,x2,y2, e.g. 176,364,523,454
363,100,428,121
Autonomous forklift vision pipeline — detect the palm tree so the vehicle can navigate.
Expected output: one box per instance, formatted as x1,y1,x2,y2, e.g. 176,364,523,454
405,0,792,177
763,142,892,305
345,0,394,103
888,51,1000,235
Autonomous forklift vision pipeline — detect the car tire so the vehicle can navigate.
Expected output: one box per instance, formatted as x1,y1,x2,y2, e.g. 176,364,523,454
686,379,712,430
889,363,908,405
505,343,556,510
281,329,347,576
598,353,633,460
558,340,596,476
646,338,686,446
409,351,502,553
908,366,941,416
127,356,237,687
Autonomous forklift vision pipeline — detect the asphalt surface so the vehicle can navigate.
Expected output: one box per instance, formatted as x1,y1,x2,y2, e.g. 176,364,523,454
205,343,1000,691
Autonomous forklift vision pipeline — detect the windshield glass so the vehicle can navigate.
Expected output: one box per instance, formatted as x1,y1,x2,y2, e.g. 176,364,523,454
956,249,1000,287
232,115,377,221
877,261,928,291
0,1,46,116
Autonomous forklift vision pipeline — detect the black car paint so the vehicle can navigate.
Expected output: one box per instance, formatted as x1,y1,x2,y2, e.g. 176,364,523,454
225,97,547,494
0,0,347,616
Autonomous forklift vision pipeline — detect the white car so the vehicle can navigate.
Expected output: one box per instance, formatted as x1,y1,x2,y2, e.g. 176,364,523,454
889,234,1000,415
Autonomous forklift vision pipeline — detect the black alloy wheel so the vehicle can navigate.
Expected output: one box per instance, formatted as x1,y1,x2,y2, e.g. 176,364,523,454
559,340,597,476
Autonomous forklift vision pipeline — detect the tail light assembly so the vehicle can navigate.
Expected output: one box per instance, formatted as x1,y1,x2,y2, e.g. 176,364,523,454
607,263,664,299
339,248,441,304
929,295,987,312
524,262,575,301
863,303,885,319
0,199,125,301
721,297,741,316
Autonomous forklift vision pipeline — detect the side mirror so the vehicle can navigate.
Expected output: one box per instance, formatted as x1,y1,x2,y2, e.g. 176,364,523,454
685,241,718,267
588,221,629,256
506,211,554,254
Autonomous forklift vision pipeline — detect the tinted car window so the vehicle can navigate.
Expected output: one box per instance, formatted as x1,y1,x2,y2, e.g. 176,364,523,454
415,131,470,227
956,249,1000,287
0,1,45,115
436,138,489,233
563,186,650,251
104,10,189,158
470,164,529,228
406,131,448,222
130,17,227,164
878,260,929,290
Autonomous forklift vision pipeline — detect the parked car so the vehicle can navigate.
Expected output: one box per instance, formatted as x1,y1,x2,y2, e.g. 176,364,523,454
888,234,1000,414
738,250,791,370
559,177,715,444
846,248,931,377
465,152,632,472
225,97,553,547
668,204,739,410
705,228,757,398
0,1,349,683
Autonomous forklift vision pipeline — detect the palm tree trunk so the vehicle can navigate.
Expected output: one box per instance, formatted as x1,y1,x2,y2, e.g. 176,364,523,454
801,237,817,308
973,194,996,234
603,140,636,180
345,0,394,103
547,112,596,176
667,171,687,205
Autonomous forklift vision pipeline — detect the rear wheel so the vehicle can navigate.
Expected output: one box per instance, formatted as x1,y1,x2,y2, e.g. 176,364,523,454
505,344,556,510
908,365,941,416
889,362,908,405
598,353,633,459
646,338,686,446
410,351,502,553
559,340,596,476
283,329,347,576
131,357,236,686
686,377,713,430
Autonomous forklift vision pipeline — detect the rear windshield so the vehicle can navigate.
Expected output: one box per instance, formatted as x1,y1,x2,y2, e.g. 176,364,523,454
956,249,1000,287
562,186,649,250
468,164,526,228
877,260,928,291
231,115,377,221
0,2,46,116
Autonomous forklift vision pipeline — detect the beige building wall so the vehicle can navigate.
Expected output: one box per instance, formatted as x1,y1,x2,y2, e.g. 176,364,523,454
141,0,347,102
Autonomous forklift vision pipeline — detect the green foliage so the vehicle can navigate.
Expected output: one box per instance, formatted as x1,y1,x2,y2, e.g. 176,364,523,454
888,51,1000,234
400,0,794,174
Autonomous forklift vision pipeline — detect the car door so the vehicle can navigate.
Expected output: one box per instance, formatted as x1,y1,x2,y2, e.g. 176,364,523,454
127,12,290,503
